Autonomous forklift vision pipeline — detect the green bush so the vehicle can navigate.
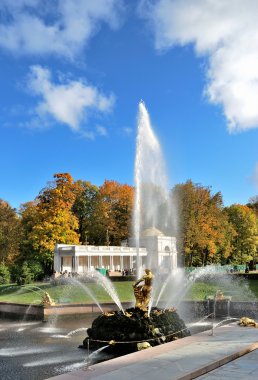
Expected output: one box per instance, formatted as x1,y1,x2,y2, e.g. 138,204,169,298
27,261,45,281
11,260,44,284
17,262,33,285
10,264,21,283
0,262,10,284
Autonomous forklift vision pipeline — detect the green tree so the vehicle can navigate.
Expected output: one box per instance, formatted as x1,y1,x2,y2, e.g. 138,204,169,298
72,180,99,244
0,199,21,265
225,204,258,264
17,262,32,285
19,201,39,263
0,262,11,284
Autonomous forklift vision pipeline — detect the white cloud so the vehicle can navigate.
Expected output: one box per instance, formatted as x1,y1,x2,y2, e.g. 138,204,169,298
140,0,258,132
96,125,108,136
123,127,133,135
0,0,124,58
27,65,114,133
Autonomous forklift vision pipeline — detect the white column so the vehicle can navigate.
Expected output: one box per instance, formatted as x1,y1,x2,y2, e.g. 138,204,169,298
54,251,61,272
129,255,133,269
120,255,124,271
74,255,79,272
140,256,143,274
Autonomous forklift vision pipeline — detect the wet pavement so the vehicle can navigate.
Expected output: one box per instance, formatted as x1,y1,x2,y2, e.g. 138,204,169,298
0,316,97,380
197,348,258,379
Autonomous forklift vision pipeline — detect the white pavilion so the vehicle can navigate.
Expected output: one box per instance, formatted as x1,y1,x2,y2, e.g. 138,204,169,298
53,227,177,274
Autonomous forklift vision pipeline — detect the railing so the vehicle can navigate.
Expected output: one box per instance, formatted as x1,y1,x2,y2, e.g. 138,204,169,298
58,245,147,254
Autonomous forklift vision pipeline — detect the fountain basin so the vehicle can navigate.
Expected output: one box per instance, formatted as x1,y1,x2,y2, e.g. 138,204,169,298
0,302,44,320
1,300,258,321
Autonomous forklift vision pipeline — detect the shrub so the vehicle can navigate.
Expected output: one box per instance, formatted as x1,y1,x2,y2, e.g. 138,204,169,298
0,262,11,284
27,261,44,281
17,262,33,285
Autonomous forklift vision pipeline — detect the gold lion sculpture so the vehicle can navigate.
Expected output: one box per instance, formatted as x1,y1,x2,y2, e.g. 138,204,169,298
239,317,258,328
133,269,153,311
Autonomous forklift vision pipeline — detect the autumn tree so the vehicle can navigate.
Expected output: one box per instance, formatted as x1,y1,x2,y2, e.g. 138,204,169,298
93,180,134,245
0,199,21,265
224,204,258,264
21,173,79,273
247,196,258,217
172,181,234,266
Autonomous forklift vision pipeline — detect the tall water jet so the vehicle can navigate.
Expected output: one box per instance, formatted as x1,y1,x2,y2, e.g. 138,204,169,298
133,101,175,277
82,103,188,360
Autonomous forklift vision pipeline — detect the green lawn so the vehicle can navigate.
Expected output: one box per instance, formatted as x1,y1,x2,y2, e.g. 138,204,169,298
0,281,135,305
1,277,258,305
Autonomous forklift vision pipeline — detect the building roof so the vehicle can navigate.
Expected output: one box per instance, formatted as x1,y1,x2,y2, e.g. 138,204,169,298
141,227,165,237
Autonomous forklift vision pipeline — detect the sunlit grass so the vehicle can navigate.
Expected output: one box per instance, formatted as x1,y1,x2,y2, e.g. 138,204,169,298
1,277,258,305
0,281,135,305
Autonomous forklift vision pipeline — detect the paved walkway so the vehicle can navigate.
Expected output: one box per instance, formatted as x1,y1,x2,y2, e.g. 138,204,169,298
197,348,258,379
47,323,258,380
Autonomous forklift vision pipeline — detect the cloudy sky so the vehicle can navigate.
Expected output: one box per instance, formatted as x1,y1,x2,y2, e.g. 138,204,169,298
1,0,258,208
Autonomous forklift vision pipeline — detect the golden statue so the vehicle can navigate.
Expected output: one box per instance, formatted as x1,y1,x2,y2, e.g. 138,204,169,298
239,317,258,328
133,269,153,311
41,292,55,307
215,290,224,300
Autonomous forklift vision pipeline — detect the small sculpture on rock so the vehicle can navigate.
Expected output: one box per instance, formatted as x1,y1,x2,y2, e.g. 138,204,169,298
133,268,153,311
41,292,55,306
215,290,225,300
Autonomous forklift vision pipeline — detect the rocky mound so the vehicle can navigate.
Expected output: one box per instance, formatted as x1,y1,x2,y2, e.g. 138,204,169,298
83,307,190,356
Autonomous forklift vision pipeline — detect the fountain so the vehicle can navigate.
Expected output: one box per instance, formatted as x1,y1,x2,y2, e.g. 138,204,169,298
133,101,177,277
81,102,190,360
83,268,190,358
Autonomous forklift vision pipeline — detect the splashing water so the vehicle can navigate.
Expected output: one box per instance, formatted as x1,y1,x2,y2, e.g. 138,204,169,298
90,271,124,314
133,101,176,277
87,345,109,364
52,327,88,339
152,265,258,311
67,327,88,337
67,277,103,313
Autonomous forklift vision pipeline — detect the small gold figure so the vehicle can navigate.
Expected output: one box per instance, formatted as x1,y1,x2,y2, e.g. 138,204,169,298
103,311,115,317
133,269,154,311
215,290,224,300
41,292,55,306
137,342,151,350
239,317,258,328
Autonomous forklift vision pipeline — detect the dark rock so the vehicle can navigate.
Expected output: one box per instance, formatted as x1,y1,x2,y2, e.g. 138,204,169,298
83,307,190,358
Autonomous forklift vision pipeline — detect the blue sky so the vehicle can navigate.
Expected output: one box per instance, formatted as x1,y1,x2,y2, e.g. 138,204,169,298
1,0,258,209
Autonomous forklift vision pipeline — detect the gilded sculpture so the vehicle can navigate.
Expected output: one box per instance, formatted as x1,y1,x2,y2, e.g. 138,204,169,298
133,268,154,311
41,292,55,306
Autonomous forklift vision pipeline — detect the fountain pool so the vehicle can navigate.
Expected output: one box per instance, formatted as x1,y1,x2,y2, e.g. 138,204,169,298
0,315,97,380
